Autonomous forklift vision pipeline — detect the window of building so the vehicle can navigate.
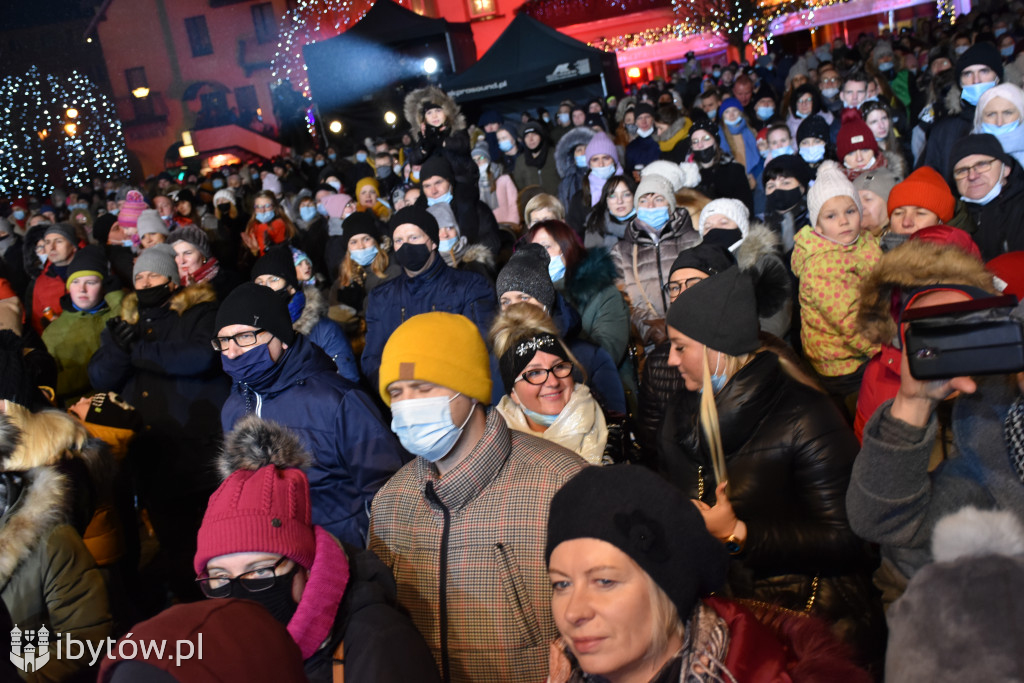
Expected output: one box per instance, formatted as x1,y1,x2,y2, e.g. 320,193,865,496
185,16,214,57
252,3,277,44
125,67,148,91
235,85,259,116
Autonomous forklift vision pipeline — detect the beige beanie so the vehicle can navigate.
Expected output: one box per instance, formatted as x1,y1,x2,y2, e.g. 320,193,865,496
635,174,677,213
807,160,861,227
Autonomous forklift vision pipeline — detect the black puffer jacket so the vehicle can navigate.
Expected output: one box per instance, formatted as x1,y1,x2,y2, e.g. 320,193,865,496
655,351,881,657
961,162,1024,260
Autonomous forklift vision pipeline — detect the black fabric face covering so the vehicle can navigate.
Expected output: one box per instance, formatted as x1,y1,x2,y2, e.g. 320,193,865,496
702,228,743,249
765,188,804,214
393,242,432,271
136,283,174,309
226,565,300,626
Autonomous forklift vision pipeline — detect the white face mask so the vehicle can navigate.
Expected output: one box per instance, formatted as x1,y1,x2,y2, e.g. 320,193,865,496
637,127,654,138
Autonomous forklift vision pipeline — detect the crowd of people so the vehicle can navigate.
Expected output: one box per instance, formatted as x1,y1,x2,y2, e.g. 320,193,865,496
1,8,1024,682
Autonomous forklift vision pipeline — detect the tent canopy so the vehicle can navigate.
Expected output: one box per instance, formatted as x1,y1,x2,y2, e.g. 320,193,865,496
441,14,621,105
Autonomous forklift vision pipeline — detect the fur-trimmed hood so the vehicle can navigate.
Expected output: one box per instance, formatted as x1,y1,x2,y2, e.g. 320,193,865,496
404,86,466,141
217,415,312,481
615,95,637,124
0,412,72,586
944,84,964,117
734,222,780,271
555,127,596,178
459,243,495,269
856,239,997,345
1,402,88,471
293,285,327,337
120,281,217,325
566,246,620,312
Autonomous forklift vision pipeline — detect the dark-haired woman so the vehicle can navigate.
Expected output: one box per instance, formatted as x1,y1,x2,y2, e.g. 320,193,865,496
582,174,636,250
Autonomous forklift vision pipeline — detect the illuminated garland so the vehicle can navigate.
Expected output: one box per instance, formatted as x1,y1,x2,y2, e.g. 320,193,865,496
936,0,957,25
0,66,129,197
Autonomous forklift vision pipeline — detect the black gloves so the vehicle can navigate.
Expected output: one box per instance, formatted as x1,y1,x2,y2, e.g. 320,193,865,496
107,317,139,353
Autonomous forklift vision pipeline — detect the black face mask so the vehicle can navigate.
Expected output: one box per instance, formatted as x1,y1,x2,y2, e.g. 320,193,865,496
136,283,174,309
393,243,432,272
693,146,716,164
217,203,232,214
702,228,743,249
766,188,804,214
880,231,910,253
227,565,299,626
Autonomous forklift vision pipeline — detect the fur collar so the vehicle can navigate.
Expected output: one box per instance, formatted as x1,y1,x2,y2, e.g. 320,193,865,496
293,286,327,337
403,86,465,141
856,240,997,345
459,243,495,268
735,222,781,270
555,127,596,178
218,415,312,481
944,85,963,117
1,403,87,471
615,95,637,123
120,281,217,325
0,414,71,587
566,247,620,312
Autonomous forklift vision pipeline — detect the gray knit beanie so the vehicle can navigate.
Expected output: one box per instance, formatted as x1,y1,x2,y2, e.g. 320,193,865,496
495,243,555,310
133,243,181,286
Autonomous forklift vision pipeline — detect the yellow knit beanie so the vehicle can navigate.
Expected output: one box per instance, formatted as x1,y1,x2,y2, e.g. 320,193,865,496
379,312,492,406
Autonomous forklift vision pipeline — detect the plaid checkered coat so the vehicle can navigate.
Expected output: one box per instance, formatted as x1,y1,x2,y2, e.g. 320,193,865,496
369,410,586,683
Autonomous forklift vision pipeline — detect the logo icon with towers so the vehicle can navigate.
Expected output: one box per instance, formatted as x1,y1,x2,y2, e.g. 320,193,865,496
11,625,51,672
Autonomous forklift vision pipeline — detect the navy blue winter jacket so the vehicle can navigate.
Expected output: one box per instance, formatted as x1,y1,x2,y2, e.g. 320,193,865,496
221,334,407,546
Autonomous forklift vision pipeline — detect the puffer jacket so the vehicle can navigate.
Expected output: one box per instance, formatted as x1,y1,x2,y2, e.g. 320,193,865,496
404,85,475,187
555,127,594,210
88,282,230,495
611,209,701,345
697,159,754,213
42,290,124,401
656,351,882,658
221,334,406,547
734,223,792,339
292,286,360,384
791,227,881,378
636,342,685,464
369,410,585,683
361,253,497,390
0,412,111,683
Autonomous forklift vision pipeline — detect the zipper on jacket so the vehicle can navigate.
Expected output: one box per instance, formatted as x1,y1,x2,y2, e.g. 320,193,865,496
401,306,406,322
655,241,667,312
425,482,452,683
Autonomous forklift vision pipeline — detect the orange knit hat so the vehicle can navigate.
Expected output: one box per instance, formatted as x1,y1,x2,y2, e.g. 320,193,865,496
886,166,956,222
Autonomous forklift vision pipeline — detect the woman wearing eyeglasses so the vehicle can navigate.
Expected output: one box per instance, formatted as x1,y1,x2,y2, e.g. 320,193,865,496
490,303,609,465
194,416,440,683
242,190,297,258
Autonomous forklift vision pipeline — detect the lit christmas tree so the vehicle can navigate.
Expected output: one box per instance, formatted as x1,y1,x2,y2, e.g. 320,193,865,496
0,66,129,197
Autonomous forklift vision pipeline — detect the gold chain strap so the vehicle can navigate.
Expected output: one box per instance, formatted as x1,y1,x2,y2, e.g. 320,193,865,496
804,575,820,612
696,465,705,501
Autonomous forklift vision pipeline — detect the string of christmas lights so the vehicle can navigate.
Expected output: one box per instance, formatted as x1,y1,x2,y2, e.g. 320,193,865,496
936,0,957,24
0,66,129,197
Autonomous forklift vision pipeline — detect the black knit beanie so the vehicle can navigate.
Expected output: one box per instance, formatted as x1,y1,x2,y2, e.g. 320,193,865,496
948,133,1014,177
66,245,109,284
546,465,728,617
796,114,831,145
388,206,439,245
251,246,299,291
666,266,760,356
495,243,555,311
668,243,736,278
419,156,455,186
215,283,295,344
956,43,1003,83
341,211,382,245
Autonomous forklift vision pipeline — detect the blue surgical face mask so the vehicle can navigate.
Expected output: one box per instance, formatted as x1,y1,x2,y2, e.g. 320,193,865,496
637,206,670,231
516,392,561,428
548,253,566,282
122,239,134,248
390,394,474,462
955,45,969,56
771,145,795,159
350,244,378,266
328,153,337,161
316,204,329,217
356,151,368,162
574,155,588,168
800,145,826,163
256,210,275,223
37,252,47,265
961,172,1004,206
108,208,119,217
315,159,325,167
962,81,997,106
12,210,25,220
821,87,840,99
1002,45,1016,58
299,205,318,221
724,116,744,132
590,164,615,180
996,27,1008,37
427,191,453,206
701,353,728,394
558,112,570,125
439,236,458,252
713,69,722,79
982,119,1021,136
212,178,225,189
878,61,894,72
498,139,514,153
327,179,342,192
756,106,775,120
411,170,420,182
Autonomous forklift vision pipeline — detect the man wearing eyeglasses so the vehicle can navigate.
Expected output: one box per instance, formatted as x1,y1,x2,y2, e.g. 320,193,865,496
369,312,585,683
949,133,1024,260
215,283,406,548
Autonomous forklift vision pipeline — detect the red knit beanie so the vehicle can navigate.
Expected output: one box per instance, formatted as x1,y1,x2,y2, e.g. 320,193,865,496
117,190,148,229
194,464,316,575
836,110,879,161
887,166,956,222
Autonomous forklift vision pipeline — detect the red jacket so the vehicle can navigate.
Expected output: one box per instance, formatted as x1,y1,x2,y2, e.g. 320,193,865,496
28,262,67,335
854,345,902,442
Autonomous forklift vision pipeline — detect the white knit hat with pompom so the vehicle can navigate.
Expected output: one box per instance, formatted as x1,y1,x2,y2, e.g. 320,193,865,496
807,160,861,227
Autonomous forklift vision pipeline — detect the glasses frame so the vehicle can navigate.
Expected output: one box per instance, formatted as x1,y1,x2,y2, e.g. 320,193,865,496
195,556,289,598
952,159,997,180
663,276,707,297
517,360,574,386
211,328,267,352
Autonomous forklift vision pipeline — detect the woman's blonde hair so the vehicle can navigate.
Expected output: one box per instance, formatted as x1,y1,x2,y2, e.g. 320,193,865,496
524,193,566,227
645,570,686,663
489,302,586,387
338,235,391,288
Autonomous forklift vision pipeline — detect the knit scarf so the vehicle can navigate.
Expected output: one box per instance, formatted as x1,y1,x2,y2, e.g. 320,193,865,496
525,142,550,168
288,527,349,660
182,257,220,287
1005,395,1024,484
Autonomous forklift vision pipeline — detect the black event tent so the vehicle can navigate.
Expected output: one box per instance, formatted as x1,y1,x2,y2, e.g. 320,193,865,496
440,14,622,117
304,0,475,140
